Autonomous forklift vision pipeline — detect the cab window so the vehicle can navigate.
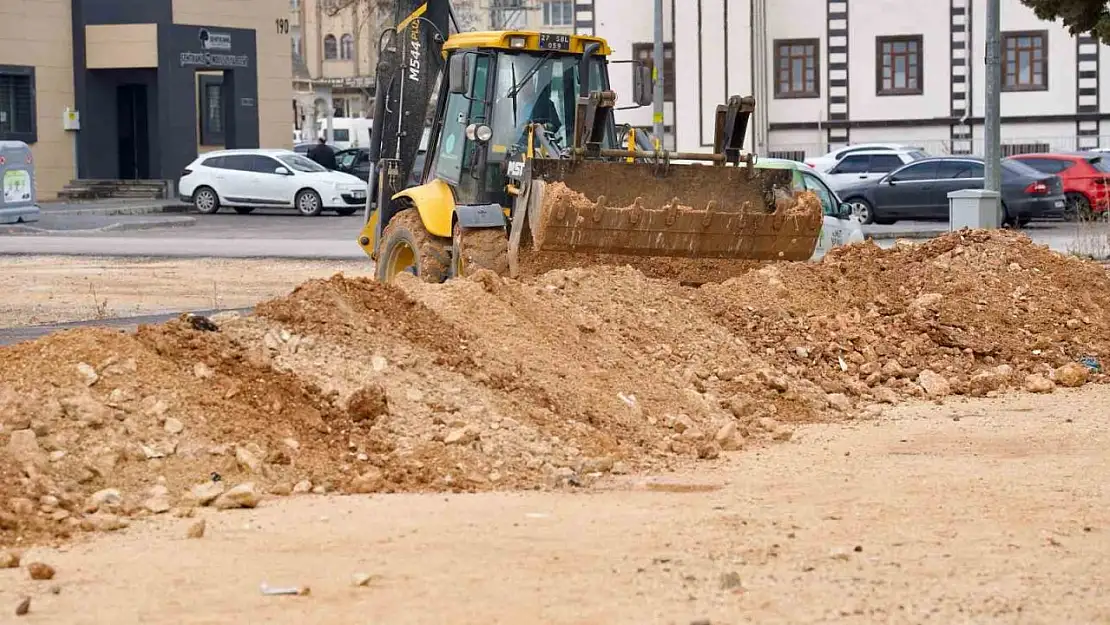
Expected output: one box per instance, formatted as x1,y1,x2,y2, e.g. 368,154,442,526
800,171,844,217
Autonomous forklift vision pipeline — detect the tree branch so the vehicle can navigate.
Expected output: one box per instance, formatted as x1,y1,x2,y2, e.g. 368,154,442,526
1019,0,1110,44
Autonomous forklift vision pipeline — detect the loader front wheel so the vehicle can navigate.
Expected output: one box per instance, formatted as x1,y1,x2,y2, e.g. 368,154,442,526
375,208,450,284
451,222,509,279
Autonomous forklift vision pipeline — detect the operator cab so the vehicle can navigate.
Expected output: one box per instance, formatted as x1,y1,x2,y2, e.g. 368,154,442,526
423,32,620,209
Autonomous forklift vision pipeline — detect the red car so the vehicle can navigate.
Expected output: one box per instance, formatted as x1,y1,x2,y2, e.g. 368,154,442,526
1006,152,1110,218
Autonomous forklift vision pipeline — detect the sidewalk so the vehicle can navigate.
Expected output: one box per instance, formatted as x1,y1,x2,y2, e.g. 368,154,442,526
37,198,190,216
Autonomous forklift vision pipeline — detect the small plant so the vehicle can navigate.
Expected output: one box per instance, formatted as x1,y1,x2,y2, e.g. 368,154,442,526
88,283,109,319
211,280,222,310
1064,209,1110,260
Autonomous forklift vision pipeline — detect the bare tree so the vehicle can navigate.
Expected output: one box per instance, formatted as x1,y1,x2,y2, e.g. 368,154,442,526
323,0,485,33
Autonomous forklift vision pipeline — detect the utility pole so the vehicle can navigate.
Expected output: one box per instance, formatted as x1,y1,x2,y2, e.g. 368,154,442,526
984,0,1001,193
652,0,664,149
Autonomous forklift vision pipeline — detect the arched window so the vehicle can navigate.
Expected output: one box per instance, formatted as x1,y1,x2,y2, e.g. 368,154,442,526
340,34,354,60
323,34,338,60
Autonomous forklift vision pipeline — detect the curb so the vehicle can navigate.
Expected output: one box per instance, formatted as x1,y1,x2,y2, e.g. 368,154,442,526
0,216,197,236
37,203,192,217
862,230,948,241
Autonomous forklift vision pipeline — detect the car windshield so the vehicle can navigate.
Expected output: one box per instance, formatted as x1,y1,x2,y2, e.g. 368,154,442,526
278,154,328,173
1001,159,1045,179
1088,156,1110,173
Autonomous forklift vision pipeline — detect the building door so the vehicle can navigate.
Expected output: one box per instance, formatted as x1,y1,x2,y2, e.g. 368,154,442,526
117,84,150,179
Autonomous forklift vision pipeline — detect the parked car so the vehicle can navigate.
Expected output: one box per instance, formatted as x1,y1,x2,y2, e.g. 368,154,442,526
335,147,372,181
178,148,367,217
292,142,337,156
804,143,928,173
836,156,1066,226
822,148,928,191
1006,152,1110,218
756,157,866,256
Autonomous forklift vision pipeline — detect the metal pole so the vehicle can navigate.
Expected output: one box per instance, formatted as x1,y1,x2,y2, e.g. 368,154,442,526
652,0,664,149
984,0,1001,193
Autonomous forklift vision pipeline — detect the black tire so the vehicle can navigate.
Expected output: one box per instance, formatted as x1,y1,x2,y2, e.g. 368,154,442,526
375,208,450,284
1001,202,1018,228
192,186,220,214
846,198,875,225
295,188,324,217
451,222,509,278
334,207,359,216
1065,193,1092,221
233,206,255,215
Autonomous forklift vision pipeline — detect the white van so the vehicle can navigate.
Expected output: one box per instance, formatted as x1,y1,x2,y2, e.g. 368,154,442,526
316,118,373,150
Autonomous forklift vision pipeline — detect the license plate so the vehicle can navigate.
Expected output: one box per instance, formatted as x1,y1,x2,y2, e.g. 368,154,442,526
538,33,571,51
1054,200,1064,208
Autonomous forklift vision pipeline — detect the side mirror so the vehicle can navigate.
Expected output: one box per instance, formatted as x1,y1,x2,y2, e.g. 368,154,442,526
448,53,469,94
274,166,291,176
838,201,853,219
633,63,653,106
886,177,896,185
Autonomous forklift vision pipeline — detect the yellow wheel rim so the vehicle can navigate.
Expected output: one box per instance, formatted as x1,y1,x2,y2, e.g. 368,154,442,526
383,241,417,280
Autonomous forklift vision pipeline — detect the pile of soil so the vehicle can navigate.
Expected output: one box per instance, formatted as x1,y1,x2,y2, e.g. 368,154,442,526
1,230,1106,547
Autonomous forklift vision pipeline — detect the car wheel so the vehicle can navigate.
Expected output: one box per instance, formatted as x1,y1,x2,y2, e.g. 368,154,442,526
1065,193,1092,221
1001,202,1017,227
334,207,359,216
295,189,323,217
846,198,875,225
192,186,220,214
375,208,450,284
233,207,255,215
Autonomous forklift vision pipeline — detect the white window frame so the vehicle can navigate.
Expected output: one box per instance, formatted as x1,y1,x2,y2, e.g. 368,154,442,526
542,0,573,27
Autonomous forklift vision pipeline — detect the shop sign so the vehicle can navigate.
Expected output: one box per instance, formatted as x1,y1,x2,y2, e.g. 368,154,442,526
180,52,250,68
199,28,233,51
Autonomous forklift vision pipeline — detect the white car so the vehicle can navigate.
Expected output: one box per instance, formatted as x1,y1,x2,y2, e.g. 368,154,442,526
178,148,367,217
821,148,928,191
804,143,927,173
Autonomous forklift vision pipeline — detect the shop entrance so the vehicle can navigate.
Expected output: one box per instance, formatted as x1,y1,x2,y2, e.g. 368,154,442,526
117,84,151,179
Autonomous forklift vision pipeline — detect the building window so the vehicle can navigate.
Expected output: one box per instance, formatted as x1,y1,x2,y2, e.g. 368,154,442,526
340,34,353,60
773,39,819,98
292,34,302,59
0,65,36,143
324,34,338,60
198,75,224,146
1002,30,1047,91
876,35,922,95
632,42,675,102
542,0,573,27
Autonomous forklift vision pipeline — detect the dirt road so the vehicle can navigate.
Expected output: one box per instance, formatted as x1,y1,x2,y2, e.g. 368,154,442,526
0,256,371,328
2,387,1107,625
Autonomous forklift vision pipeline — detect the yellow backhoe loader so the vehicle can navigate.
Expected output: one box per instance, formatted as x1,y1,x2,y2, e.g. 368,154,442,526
357,1,823,283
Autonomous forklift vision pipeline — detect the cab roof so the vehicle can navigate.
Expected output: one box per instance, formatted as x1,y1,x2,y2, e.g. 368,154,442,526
443,30,612,56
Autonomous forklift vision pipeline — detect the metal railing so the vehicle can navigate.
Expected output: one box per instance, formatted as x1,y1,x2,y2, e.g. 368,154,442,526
766,135,1110,162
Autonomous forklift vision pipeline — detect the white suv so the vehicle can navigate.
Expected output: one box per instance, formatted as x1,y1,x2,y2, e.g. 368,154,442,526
804,143,927,173
821,148,927,191
178,148,367,217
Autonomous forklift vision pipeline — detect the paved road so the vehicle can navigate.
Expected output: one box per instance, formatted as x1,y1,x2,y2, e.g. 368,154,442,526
0,208,1104,259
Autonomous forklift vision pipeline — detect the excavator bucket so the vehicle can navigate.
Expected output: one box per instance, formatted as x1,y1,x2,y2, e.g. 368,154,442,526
524,159,824,262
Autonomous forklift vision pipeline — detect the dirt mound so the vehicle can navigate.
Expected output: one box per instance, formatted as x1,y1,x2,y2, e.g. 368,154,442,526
2,230,1106,547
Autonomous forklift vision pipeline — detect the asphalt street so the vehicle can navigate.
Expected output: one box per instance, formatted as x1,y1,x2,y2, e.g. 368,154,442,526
0,206,1103,259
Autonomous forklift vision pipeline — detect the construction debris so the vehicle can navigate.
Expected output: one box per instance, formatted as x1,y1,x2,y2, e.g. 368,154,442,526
1,230,1107,547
